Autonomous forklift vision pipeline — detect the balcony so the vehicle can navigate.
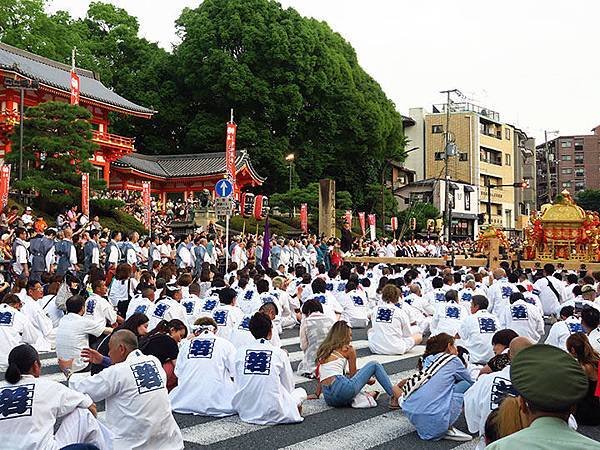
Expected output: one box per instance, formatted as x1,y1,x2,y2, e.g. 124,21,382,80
92,130,135,153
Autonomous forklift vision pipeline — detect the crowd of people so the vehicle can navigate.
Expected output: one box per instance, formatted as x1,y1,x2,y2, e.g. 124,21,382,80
0,205,599,449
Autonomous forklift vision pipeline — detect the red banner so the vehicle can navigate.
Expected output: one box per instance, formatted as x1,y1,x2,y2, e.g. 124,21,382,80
81,173,89,217
358,212,366,236
391,216,398,231
300,203,308,233
0,164,10,209
344,210,352,227
142,181,151,230
368,214,376,241
225,122,237,191
70,70,80,105
253,194,264,220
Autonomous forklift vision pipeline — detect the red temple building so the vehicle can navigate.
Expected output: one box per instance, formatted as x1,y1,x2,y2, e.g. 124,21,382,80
0,43,264,200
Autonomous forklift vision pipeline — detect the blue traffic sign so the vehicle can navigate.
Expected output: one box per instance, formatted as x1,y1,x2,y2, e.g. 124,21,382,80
215,179,234,197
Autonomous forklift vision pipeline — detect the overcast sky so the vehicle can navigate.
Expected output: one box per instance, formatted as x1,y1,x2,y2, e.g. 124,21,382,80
48,0,600,141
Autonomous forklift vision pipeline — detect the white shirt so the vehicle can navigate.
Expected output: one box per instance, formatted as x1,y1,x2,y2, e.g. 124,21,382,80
177,244,192,269
232,338,303,424
464,364,516,436
458,310,500,364
230,315,256,349
338,290,369,325
237,288,262,315
212,304,245,341
0,304,39,370
55,313,105,372
368,304,414,355
424,288,447,306
108,278,136,307
304,292,343,322
545,316,584,351
487,279,517,318
180,294,203,329
72,349,184,450
499,299,545,342
404,293,434,316
170,332,236,416
41,294,63,328
0,375,93,450
533,276,566,316
85,293,117,325
12,239,28,275
21,295,54,352
147,297,188,331
588,327,600,354
125,295,154,320
197,295,221,318
431,302,469,337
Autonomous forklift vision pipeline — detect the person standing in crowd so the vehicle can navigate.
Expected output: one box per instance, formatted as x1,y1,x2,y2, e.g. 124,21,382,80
54,228,77,276
83,229,100,275
11,227,29,279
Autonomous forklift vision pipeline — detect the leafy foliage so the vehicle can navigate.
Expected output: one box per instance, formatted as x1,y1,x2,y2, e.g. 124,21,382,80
269,182,352,215
397,202,440,235
576,189,600,212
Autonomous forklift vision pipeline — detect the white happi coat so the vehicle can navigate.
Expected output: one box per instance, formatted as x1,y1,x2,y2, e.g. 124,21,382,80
211,304,244,341
21,295,54,352
232,338,304,425
545,316,584,351
430,301,469,337
180,294,203,329
125,296,154,320
304,292,342,322
72,349,183,450
368,304,414,355
147,297,188,331
85,293,117,326
170,331,236,417
237,288,262,315
0,375,93,450
0,304,39,370
499,299,545,342
458,310,501,364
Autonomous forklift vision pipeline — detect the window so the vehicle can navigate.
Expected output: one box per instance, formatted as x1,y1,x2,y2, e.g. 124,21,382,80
574,140,584,151
575,168,584,178
561,168,573,174
575,154,584,164
562,181,572,188
561,154,572,161
459,152,468,161
575,181,585,191
561,140,572,148
480,147,502,165
496,205,503,216
432,125,444,134
505,209,512,228
464,191,471,210
505,128,511,140
505,154,511,166
434,152,445,161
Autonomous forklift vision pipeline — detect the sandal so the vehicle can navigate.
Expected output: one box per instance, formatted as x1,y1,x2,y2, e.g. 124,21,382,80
369,391,381,401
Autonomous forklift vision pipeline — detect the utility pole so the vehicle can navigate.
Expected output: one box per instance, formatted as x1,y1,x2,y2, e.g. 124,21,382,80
544,130,559,203
440,89,460,243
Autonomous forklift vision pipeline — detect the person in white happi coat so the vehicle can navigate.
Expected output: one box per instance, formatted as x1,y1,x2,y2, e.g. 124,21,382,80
232,312,307,425
563,284,600,314
85,279,118,327
126,288,156,320
500,292,545,342
582,307,600,353
0,295,40,371
212,288,244,341
272,276,297,329
237,280,262,315
259,302,282,348
170,317,237,416
20,279,55,352
545,305,584,351
430,289,469,338
487,269,518,318
179,282,204,329
230,314,256,349
0,344,110,450
533,263,567,316
304,278,343,322
424,277,447,306
147,283,188,332
456,295,501,365
464,337,534,438
72,330,184,449
404,283,434,316
368,284,422,355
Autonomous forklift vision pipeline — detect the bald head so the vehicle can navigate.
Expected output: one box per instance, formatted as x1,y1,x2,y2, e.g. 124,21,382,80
108,329,138,364
493,268,506,280
509,336,534,360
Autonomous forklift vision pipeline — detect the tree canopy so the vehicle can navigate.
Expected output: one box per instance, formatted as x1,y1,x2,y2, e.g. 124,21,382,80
2,0,407,210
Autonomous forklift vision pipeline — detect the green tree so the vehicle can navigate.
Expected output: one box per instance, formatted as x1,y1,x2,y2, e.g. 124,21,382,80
397,202,440,237
576,189,600,212
6,101,104,211
269,182,352,215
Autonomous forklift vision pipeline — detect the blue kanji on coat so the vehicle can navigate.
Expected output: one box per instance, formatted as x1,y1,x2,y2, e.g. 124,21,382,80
244,350,273,375
0,312,13,326
182,301,194,314
352,296,364,306
501,286,513,298
315,295,326,305
325,283,334,291
435,292,445,302
213,310,228,326
262,296,275,304
511,305,528,320
188,339,215,358
244,290,254,300
524,298,536,306
86,300,95,315
461,292,472,302
203,299,217,312
445,306,460,319
239,316,251,330
568,322,584,334
0,385,34,420
152,303,168,318
478,317,497,333
376,308,393,323
490,377,518,410
337,282,347,292
134,305,147,315
131,361,163,394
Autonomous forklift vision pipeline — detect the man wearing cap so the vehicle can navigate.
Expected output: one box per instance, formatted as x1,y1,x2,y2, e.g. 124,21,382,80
563,284,600,313
21,206,34,227
487,344,600,449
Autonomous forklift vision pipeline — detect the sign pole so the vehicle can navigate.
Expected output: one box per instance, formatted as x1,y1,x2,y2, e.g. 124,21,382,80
225,213,230,274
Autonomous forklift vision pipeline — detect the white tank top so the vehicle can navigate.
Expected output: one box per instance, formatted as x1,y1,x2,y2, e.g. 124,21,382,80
319,353,347,380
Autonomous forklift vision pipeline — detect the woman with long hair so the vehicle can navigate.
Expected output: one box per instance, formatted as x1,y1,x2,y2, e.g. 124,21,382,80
0,344,107,449
566,332,600,425
400,333,473,442
108,263,137,317
313,321,403,408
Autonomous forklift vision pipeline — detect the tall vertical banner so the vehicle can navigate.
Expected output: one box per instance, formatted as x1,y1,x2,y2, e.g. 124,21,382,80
344,210,352,227
81,173,89,217
390,216,398,232
368,214,376,241
225,122,237,192
70,70,80,105
358,212,366,236
0,164,10,209
300,203,308,233
142,181,151,231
